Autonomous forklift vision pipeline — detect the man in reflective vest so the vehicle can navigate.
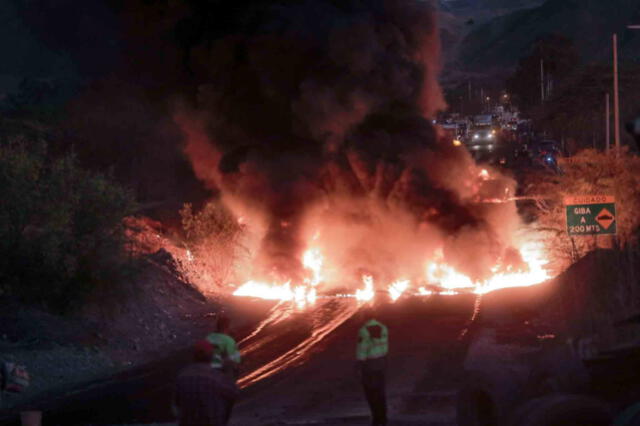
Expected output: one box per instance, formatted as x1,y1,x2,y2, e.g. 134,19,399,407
356,307,389,426
206,314,241,425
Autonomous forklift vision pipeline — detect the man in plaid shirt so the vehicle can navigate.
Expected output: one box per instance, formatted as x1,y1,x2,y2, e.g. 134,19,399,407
175,340,238,426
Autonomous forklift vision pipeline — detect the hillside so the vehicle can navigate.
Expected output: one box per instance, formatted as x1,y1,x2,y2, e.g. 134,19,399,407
440,0,543,18
437,0,544,77
457,0,640,73
0,1,119,101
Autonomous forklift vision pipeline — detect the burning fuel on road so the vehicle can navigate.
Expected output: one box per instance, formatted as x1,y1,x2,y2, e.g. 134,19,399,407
231,233,549,307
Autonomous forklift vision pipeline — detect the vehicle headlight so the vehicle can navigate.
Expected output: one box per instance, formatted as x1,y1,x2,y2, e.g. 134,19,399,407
488,133,494,139
473,134,479,139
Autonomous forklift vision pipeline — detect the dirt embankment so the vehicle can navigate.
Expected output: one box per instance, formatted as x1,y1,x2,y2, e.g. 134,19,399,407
0,247,220,417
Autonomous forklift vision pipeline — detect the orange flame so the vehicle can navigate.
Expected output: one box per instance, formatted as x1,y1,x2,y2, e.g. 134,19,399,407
232,248,325,308
302,248,323,286
417,287,434,296
426,256,474,291
474,241,549,294
233,280,295,301
232,232,550,305
232,280,316,309
388,279,410,301
355,275,375,302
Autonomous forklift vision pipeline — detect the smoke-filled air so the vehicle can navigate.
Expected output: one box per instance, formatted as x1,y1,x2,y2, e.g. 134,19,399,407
174,0,549,304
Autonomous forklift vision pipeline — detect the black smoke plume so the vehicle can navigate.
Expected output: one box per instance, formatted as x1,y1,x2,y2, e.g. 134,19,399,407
175,0,519,284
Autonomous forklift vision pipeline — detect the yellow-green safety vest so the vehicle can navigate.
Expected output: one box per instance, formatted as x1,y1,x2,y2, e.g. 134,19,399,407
206,333,241,369
357,319,388,361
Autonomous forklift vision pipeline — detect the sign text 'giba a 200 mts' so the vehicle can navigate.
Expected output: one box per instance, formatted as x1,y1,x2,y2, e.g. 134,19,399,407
565,195,616,236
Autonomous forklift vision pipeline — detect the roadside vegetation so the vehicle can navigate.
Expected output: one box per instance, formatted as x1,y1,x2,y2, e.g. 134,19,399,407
507,34,640,153
524,148,640,341
178,201,245,294
0,125,138,312
527,148,640,263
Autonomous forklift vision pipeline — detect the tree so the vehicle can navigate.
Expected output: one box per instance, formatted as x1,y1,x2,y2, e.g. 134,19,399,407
536,64,640,153
507,34,580,113
179,201,245,293
526,148,640,337
0,134,138,311
525,148,640,270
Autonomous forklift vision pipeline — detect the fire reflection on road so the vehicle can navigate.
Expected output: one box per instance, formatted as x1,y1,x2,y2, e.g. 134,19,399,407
237,299,359,388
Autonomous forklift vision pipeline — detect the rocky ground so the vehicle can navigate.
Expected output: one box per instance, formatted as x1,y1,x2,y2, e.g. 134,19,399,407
2,287,476,425
0,249,221,421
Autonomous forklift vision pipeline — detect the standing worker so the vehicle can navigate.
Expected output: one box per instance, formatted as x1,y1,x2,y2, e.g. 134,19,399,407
207,313,241,424
174,340,238,426
356,306,389,426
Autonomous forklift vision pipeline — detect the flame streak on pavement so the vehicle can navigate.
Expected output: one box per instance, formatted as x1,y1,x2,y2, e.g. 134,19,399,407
237,299,359,388
231,296,476,425
458,294,483,340
239,301,290,346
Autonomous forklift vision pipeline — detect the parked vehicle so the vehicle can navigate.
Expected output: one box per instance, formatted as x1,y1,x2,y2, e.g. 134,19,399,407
466,127,498,152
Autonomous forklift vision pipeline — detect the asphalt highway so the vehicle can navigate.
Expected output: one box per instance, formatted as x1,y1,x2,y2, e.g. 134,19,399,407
232,295,476,425
0,294,477,425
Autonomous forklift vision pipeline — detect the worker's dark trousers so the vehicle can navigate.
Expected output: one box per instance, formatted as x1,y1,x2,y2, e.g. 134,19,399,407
220,367,238,425
222,397,234,425
362,369,387,426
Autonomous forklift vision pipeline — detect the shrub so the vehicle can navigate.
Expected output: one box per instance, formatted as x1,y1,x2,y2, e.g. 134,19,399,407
525,148,640,269
0,136,137,311
179,201,245,293
527,149,640,348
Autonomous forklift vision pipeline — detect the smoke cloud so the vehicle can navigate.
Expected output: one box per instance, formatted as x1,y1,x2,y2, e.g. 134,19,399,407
176,0,522,288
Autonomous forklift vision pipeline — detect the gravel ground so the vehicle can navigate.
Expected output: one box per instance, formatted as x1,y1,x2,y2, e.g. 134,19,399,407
2,242,472,426
0,251,220,420
0,346,116,412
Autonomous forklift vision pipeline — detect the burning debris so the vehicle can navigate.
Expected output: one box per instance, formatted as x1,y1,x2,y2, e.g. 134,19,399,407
174,0,550,304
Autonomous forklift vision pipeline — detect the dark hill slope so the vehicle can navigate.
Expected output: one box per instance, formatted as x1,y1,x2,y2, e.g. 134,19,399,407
458,0,640,73
442,0,543,13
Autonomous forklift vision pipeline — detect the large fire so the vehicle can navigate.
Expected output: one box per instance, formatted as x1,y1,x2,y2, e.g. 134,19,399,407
229,164,551,306
128,166,551,307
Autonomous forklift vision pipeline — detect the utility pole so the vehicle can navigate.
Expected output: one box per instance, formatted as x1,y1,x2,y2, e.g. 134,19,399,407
605,92,610,152
540,59,545,104
613,33,621,156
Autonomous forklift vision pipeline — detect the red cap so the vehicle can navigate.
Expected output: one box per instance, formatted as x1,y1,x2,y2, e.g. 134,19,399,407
193,339,214,363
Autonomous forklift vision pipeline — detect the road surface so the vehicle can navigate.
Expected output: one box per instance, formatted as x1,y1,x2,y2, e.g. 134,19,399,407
0,294,477,425
232,294,475,425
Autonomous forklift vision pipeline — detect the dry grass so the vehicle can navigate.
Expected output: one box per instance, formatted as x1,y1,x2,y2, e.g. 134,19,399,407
524,148,640,349
178,201,246,295
525,148,640,270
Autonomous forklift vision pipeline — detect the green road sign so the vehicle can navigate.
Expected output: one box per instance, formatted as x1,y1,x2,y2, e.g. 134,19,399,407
565,195,617,236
